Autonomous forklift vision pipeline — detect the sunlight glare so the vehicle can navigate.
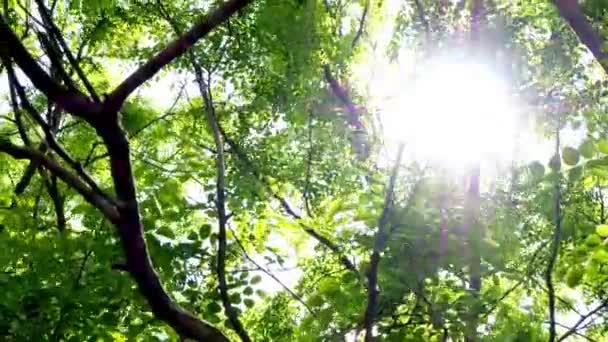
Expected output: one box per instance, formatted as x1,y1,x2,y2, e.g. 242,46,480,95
380,59,519,168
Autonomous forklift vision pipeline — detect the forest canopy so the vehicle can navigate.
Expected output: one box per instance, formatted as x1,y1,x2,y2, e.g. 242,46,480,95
1,0,608,341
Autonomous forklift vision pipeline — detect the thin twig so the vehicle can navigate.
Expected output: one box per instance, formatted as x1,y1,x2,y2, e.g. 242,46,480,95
228,225,316,316
557,301,608,341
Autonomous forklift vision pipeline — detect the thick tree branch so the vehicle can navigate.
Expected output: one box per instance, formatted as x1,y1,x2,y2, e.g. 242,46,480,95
0,140,119,222
363,143,405,342
323,65,362,129
7,65,109,201
106,0,253,113
553,0,608,74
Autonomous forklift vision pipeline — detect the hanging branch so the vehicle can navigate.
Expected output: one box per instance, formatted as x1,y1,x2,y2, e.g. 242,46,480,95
553,0,608,75
41,169,66,232
192,64,251,342
303,111,314,217
546,118,562,342
363,143,405,342
464,3,485,341
413,0,431,46
158,7,250,338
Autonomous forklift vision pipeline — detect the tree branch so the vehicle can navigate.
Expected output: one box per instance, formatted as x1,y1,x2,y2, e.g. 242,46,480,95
7,64,110,201
363,143,405,342
413,0,431,46
228,225,315,316
557,301,608,342
553,0,608,74
192,59,250,342
105,0,253,113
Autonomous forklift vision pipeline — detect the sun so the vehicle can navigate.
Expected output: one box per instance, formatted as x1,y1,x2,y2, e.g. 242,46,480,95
374,56,520,169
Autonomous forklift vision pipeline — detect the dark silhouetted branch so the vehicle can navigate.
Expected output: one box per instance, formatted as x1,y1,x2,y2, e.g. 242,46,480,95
34,0,100,101
0,16,96,116
553,0,608,74
557,302,608,342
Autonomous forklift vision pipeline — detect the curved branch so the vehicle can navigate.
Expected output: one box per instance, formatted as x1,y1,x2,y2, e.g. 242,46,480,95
557,301,608,341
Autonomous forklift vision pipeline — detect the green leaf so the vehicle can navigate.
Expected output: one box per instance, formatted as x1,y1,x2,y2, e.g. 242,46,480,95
568,166,583,181
207,301,222,313
562,147,580,166
243,286,254,296
549,154,561,171
244,298,255,308
579,140,597,158
199,224,212,240
598,139,608,154
229,293,241,304
596,224,608,237
566,268,584,288
528,161,545,180
250,275,262,284
592,249,608,263
586,234,602,247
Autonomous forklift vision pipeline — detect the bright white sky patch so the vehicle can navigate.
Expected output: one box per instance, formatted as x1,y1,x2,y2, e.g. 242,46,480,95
376,57,521,170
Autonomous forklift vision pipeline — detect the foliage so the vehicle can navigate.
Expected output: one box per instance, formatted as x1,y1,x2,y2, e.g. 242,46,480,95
1,0,608,341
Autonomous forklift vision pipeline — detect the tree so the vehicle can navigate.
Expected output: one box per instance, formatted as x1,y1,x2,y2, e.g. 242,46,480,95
0,0,608,341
